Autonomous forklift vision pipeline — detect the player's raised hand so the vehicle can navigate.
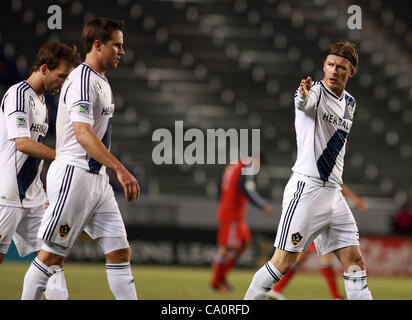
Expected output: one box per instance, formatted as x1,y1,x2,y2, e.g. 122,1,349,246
299,76,312,97
116,167,140,201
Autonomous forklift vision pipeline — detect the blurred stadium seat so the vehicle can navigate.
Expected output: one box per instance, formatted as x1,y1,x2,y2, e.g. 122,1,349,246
0,0,410,203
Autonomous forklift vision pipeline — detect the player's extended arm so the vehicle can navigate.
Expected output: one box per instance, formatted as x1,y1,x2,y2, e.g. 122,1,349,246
341,184,367,212
72,121,140,201
295,76,318,113
15,137,55,161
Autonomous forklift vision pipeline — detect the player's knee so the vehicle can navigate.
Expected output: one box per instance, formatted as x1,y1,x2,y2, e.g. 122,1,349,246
348,253,366,270
341,251,366,272
278,262,294,275
335,246,366,271
37,250,65,267
270,250,298,275
106,247,131,264
0,253,5,264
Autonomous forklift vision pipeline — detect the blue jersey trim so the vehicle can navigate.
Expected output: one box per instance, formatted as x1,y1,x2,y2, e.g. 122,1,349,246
316,129,348,182
42,165,75,241
80,65,91,102
278,181,305,250
16,82,30,113
16,135,46,203
1,93,8,113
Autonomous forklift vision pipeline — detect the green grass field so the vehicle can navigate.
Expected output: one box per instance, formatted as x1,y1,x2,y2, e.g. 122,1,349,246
1,262,411,300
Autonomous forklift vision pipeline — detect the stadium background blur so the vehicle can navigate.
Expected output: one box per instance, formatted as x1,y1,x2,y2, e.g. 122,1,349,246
0,0,411,299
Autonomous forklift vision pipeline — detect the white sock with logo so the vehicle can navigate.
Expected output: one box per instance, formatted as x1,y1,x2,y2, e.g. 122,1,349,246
343,269,373,300
244,261,283,300
21,258,52,300
106,262,137,300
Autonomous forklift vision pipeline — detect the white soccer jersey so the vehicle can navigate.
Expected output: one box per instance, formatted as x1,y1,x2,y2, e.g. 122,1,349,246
0,81,48,207
291,80,356,184
56,63,114,174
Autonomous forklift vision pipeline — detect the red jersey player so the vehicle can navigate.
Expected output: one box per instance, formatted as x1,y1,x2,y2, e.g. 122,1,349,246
210,158,272,292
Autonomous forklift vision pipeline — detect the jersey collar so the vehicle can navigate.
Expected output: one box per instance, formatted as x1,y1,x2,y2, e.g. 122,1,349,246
23,80,45,104
320,80,344,101
81,63,108,83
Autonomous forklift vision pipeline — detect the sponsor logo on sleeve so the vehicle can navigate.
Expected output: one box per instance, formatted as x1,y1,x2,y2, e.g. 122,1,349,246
16,117,28,128
30,123,48,136
101,105,114,116
79,104,90,115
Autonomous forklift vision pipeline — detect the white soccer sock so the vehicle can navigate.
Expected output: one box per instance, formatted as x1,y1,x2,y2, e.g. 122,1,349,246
343,270,373,300
106,262,138,300
21,258,53,300
244,261,283,300
45,266,69,300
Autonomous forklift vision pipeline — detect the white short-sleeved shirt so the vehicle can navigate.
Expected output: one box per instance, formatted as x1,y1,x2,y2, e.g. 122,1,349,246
292,80,356,184
55,63,114,174
0,81,48,208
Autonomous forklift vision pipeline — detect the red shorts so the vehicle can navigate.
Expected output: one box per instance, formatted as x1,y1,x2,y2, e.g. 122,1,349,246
217,219,252,248
307,242,316,253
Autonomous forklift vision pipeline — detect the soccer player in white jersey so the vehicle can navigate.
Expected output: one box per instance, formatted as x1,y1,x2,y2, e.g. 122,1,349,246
244,42,373,300
0,42,79,295
21,17,140,300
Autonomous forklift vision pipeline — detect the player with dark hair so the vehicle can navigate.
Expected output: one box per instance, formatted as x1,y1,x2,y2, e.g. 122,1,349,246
0,42,79,293
244,41,373,300
31,42,80,75
211,158,272,292
21,17,140,300
81,17,125,54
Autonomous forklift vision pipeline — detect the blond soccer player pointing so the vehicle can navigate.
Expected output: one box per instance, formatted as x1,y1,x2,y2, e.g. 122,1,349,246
244,41,372,300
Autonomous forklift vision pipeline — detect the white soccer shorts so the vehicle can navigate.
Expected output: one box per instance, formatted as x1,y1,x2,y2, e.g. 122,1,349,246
274,172,359,255
0,205,44,257
38,160,129,255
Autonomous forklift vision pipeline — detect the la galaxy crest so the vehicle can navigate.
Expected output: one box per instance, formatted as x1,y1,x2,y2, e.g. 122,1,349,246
291,232,303,246
59,224,71,238
95,81,102,94
344,94,355,120
29,96,35,109
29,96,41,115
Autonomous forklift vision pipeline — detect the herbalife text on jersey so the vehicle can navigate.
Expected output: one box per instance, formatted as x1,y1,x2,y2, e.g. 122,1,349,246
152,121,260,175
